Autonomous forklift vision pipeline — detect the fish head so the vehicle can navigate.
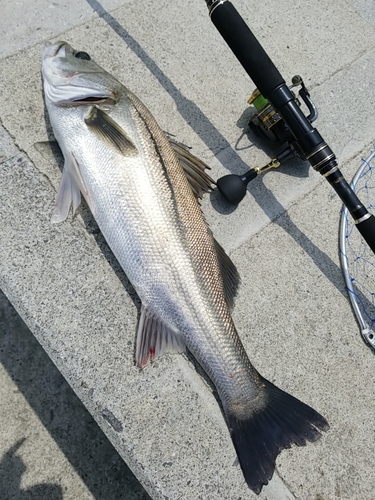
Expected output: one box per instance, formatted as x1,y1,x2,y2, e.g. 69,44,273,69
41,41,123,106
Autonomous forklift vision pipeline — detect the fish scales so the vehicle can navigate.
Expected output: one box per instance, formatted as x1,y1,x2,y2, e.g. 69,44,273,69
41,41,329,494
54,82,252,400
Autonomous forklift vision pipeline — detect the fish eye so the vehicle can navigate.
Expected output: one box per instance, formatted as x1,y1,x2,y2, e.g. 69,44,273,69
75,51,91,61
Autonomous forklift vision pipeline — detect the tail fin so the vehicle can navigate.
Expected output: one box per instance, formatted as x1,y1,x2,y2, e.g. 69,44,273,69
227,378,329,495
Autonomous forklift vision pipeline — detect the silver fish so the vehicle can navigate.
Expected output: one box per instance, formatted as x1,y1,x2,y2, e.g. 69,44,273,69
41,41,328,494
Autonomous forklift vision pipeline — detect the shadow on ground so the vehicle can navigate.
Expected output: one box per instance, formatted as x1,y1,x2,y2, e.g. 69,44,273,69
0,439,63,500
0,289,150,500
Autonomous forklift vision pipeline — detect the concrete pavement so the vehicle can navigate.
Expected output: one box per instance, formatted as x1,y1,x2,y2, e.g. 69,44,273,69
0,290,150,500
1,0,375,498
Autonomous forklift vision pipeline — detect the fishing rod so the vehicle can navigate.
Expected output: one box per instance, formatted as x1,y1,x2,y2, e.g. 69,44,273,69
204,0,375,254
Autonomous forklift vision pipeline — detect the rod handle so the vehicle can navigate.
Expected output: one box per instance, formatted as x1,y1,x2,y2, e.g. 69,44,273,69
209,1,285,97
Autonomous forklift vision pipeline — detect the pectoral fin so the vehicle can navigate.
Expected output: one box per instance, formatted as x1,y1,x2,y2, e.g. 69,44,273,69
136,305,185,367
51,151,93,223
51,163,78,223
85,106,138,156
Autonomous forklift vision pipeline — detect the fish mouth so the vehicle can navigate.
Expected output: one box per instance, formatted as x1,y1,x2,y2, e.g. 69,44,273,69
41,40,122,106
53,41,67,57
61,96,117,106
41,41,68,61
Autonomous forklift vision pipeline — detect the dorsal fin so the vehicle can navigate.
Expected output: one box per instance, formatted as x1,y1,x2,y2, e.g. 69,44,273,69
214,239,241,310
167,137,239,307
136,305,185,367
168,137,215,198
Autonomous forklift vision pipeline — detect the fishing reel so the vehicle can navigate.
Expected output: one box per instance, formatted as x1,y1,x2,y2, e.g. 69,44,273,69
217,75,319,205
208,0,375,255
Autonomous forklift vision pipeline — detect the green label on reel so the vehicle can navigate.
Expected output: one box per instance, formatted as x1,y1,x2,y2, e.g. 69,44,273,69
252,93,269,111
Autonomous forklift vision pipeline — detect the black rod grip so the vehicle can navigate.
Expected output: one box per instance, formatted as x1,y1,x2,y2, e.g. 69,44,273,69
356,216,375,254
325,171,375,253
209,1,285,97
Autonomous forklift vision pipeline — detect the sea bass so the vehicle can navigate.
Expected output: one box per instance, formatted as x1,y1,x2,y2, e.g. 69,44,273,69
41,41,328,494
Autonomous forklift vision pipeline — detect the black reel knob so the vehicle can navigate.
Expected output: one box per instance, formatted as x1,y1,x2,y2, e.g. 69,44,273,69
216,169,257,205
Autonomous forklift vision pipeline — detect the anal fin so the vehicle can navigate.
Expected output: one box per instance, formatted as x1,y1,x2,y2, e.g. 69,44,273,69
136,305,185,367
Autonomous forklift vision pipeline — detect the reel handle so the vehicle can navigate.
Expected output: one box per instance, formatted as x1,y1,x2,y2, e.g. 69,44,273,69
217,150,294,205
217,169,257,205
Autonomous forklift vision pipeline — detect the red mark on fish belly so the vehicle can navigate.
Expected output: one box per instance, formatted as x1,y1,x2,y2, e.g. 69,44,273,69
149,347,155,358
